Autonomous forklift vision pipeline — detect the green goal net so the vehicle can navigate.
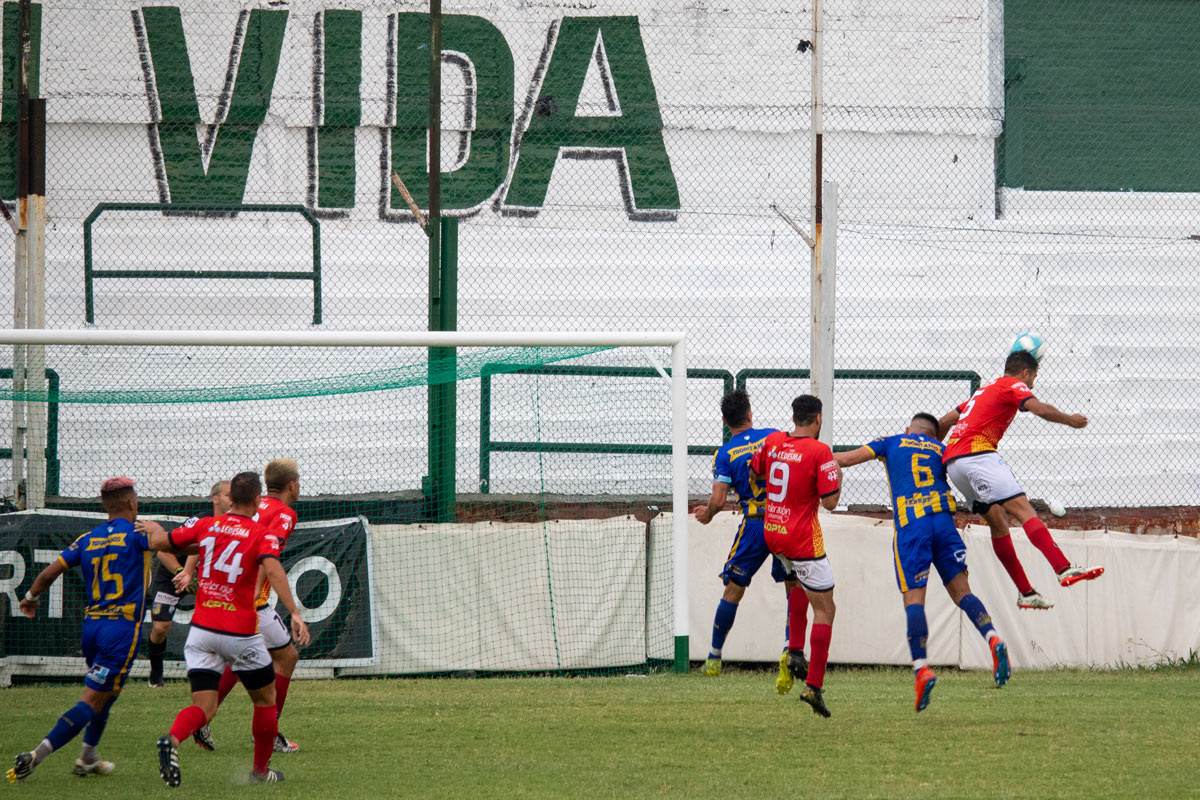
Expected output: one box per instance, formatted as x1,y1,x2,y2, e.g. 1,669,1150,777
0,332,688,681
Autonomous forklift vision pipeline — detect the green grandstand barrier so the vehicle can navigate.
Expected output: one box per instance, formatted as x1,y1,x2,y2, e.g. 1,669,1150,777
82,203,322,325
479,364,734,493
734,368,981,451
1,367,59,496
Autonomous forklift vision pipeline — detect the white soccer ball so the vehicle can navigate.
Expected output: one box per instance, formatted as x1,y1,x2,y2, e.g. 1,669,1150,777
1009,331,1046,362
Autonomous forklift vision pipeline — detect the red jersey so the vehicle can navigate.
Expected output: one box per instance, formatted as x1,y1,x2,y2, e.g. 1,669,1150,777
169,512,281,636
253,496,297,609
944,376,1036,463
749,432,840,560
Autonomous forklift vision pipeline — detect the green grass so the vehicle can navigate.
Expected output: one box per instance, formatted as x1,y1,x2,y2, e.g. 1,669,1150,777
2,665,1198,798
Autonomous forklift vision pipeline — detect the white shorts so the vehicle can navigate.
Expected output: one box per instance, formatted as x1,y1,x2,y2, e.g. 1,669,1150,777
183,626,272,675
773,555,834,592
946,451,1025,513
258,606,292,651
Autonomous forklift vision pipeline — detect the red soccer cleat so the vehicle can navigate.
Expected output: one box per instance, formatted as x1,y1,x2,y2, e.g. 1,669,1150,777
1058,565,1104,588
914,666,937,712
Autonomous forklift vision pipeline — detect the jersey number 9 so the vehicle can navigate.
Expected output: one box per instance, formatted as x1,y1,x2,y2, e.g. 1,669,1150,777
767,461,789,502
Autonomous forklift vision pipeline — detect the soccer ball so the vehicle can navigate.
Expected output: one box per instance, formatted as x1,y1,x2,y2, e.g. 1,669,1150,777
1009,331,1046,362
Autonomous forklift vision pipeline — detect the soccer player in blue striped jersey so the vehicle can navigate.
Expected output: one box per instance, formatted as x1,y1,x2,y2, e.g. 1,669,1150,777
7,477,175,782
692,390,805,692
836,413,1010,711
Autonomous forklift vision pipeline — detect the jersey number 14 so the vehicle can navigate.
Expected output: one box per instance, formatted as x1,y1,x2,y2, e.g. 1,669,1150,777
199,537,245,583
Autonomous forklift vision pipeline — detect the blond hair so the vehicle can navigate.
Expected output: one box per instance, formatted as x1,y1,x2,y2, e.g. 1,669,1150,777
264,458,300,492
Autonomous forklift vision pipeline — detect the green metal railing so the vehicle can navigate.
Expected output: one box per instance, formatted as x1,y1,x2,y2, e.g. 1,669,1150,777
83,203,322,325
479,364,735,493
2,367,60,495
734,368,981,451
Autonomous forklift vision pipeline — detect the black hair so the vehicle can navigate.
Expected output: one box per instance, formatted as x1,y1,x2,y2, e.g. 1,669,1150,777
230,471,262,506
1004,350,1039,376
100,486,135,514
720,389,751,427
911,412,939,433
792,394,822,426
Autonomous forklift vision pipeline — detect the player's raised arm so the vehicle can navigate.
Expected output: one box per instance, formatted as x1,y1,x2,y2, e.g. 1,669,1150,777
692,481,729,525
937,408,959,439
835,446,875,469
1023,398,1088,429
18,559,67,618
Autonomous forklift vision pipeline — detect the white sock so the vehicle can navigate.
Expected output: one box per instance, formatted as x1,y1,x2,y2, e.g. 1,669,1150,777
80,743,98,763
708,648,721,659
32,739,52,765
912,658,928,672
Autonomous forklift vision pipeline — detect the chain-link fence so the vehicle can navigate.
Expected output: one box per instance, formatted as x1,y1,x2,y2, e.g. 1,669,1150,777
0,0,1196,512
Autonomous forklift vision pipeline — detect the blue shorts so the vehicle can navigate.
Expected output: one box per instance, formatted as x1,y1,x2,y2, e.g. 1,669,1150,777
81,617,142,692
720,517,795,587
891,513,968,593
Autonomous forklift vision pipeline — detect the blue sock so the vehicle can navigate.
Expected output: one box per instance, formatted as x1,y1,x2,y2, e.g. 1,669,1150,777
44,702,94,753
83,697,116,747
905,604,928,667
958,593,997,640
710,598,739,657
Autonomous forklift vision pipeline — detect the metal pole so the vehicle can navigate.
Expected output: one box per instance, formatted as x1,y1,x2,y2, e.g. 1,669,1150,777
670,338,689,672
816,181,837,447
424,0,447,521
10,0,31,506
809,0,830,441
25,98,45,508
434,216,457,522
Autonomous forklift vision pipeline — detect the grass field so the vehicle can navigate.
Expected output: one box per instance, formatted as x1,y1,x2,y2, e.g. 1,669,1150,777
2,665,1198,798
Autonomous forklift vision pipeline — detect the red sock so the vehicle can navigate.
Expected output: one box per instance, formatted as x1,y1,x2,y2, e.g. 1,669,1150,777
169,705,208,743
991,534,1034,595
217,665,239,703
807,623,833,689
251,705,278,775
787,587,810,652
274,674,290,720
1023,517,1071,574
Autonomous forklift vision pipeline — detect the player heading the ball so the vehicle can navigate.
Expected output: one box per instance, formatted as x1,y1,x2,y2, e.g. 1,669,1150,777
938,349,1103,610
749,395,841,718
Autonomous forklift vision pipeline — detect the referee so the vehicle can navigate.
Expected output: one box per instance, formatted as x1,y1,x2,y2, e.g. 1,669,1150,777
144,480,231,687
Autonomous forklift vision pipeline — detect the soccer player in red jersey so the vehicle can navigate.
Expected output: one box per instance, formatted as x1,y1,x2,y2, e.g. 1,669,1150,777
139,471,310,787
198,459,302,754
939,350,1104,610
749,395,841,717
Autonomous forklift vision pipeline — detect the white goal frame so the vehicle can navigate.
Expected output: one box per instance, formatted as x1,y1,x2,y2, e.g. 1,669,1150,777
0,328,692,672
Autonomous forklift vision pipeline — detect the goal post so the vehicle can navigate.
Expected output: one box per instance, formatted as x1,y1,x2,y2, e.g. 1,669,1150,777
0,329,690,676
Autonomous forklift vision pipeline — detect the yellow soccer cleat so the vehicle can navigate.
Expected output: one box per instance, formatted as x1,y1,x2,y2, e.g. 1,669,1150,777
702,657,722,676
776,651,794,695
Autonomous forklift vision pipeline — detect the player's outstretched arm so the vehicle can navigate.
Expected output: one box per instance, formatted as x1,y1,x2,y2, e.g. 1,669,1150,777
138,519,200,555
692,482,729,525
1024,398,1088,429
19,560,66,618
262,556,310,647
937,409,959,439
835,446,874,469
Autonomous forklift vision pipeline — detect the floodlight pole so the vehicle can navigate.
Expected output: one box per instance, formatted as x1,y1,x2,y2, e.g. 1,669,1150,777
808,0,836,447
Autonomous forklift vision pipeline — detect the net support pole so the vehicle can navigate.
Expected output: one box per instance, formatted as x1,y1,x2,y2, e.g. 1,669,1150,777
670,337,689,672
9,0,30,507
429,216,457,523
24,98,46,509
811,180,837,446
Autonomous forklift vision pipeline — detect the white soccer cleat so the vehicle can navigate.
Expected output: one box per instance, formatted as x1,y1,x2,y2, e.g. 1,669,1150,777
1017,590,1054,610
1058,565,1104,587
73,758,115,776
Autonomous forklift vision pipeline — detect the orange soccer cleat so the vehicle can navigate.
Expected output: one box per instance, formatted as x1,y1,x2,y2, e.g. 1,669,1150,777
914,666,938,713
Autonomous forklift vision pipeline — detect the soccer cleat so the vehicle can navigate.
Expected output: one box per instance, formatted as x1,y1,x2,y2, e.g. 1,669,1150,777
990,637,1011,687
799,685,831,718
148,674,164,689
776,651,794,695
192,724,215,752
702,657,722,677
273,733,299,754
73,758,115,777
1058,565,1104,588
157,735,181,788
250,768,285,783
1017,590,1054,610
786,649,809,683
914,666,937,712
7,752,34,783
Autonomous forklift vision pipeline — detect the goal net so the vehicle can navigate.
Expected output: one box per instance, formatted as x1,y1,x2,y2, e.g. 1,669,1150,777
0,330,689,680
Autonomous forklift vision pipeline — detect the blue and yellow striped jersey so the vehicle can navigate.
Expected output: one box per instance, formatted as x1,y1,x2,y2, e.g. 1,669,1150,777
711,427,775,516
865,433,957,528
58,517,151,622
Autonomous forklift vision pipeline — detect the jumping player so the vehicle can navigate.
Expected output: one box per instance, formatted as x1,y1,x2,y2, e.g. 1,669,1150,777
144,480,231,688
141,471,310,786
197,459,302,753
939,350,1103,610
749,395,840,718
692,390,804,693
8,477,176,782
836,413,1010,711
